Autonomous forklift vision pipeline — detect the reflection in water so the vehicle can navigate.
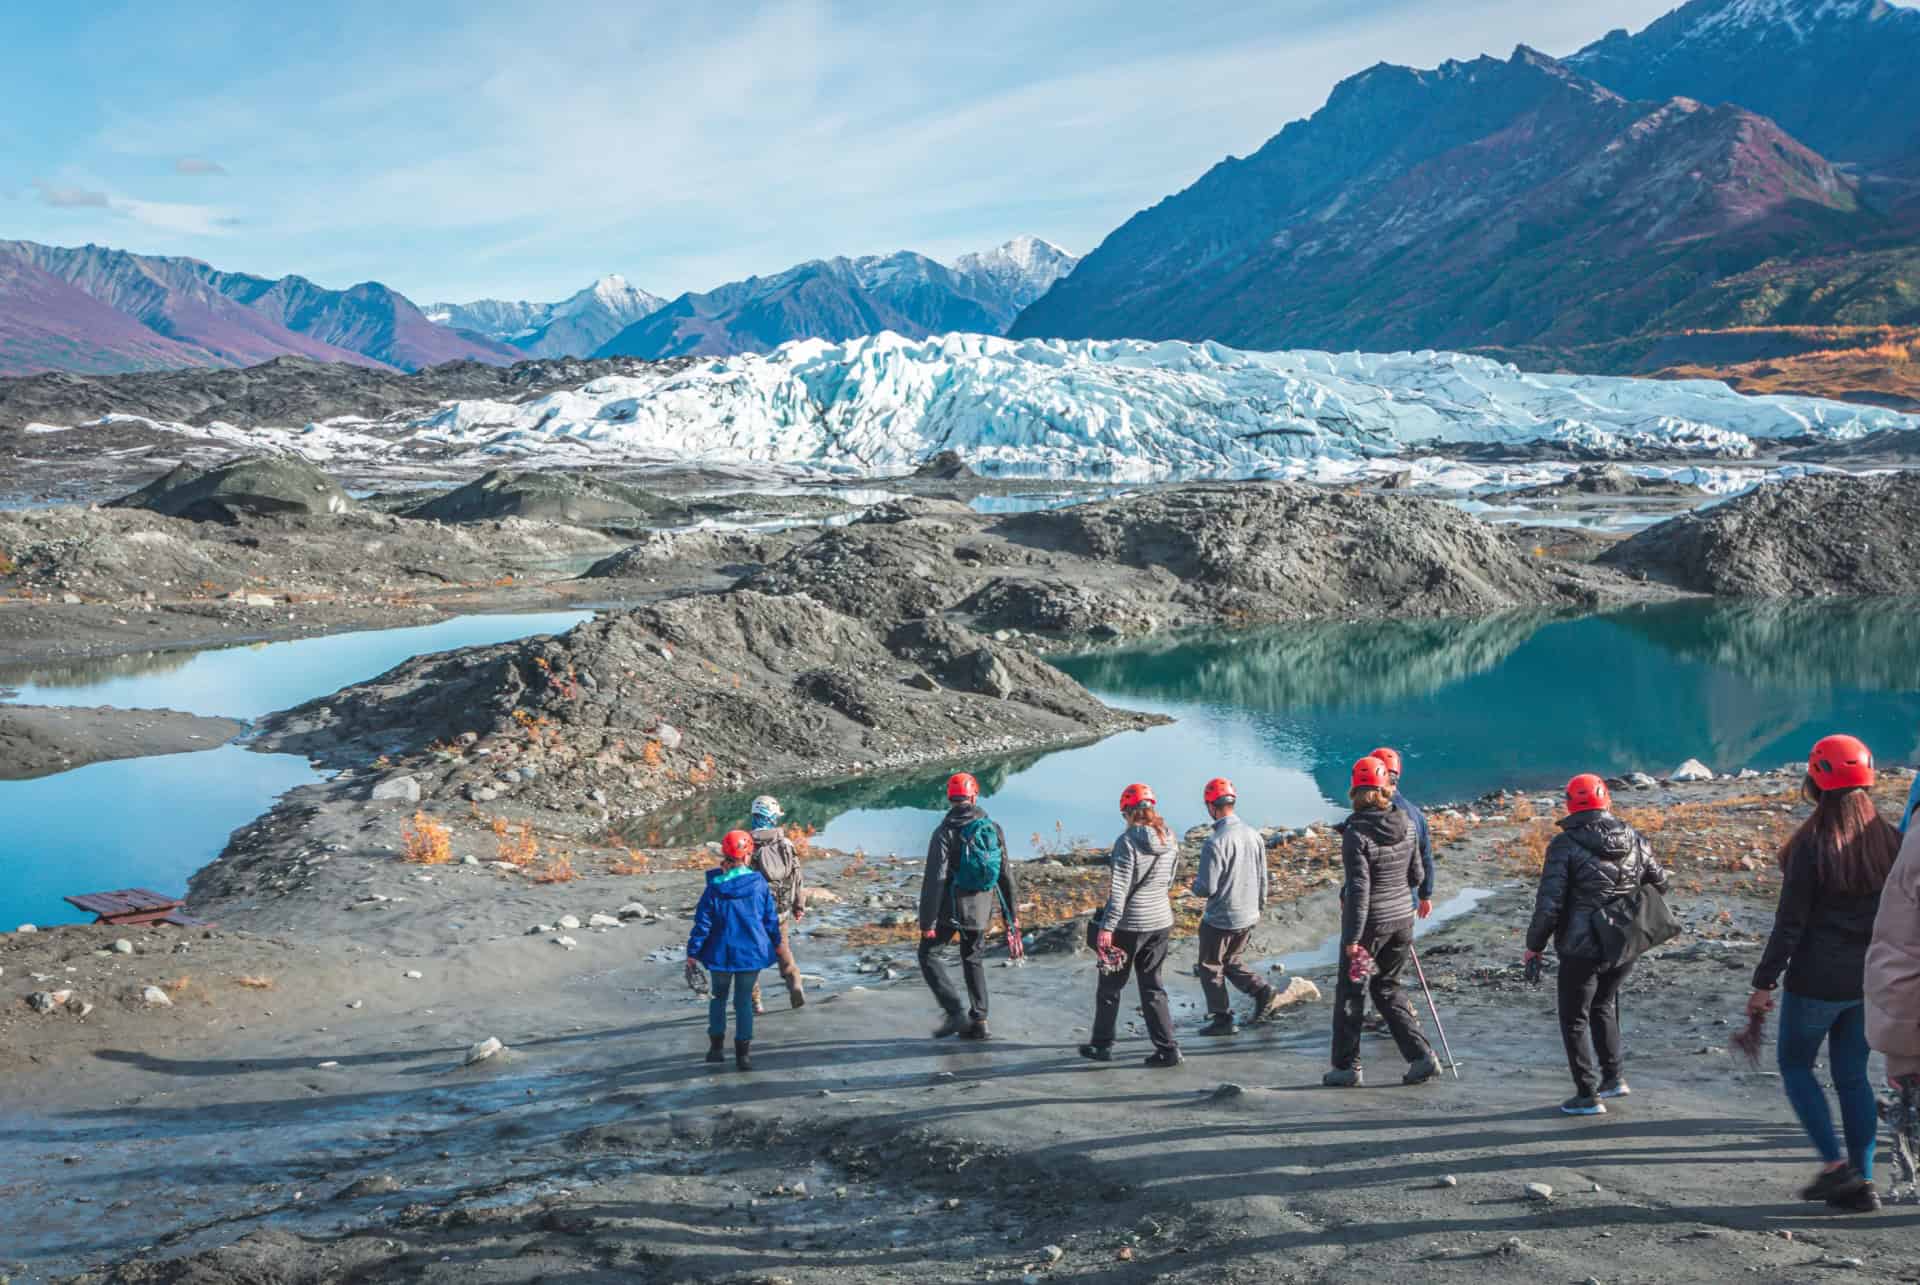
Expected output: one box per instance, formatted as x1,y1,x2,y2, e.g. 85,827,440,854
0,611,593,721
662,599,1920,857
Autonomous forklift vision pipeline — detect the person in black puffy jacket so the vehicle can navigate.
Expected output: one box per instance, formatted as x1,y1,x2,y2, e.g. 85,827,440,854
1324,756,1438,1088
1525,773,1668,1116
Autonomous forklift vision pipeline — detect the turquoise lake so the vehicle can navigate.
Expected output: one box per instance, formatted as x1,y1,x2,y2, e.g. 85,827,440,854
638,599,1920,858
0,612,591,926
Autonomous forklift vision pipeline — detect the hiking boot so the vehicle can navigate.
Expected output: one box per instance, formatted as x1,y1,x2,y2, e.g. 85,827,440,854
1800,1165,1865,1202
783,971,807,1009
1077,1043,1113,1063
1198,1013,1238,1037
1828,1181,1881,1214
1559,1095,1606,1116
960,1020,992,1041
1322,1067,1362,1088
1251,989,1286,1024
1597,1078,1631,1099
932,1011,967,1039
1402,1054,1440,1085
734,1040,753,1072
1142,1049,1184,1069
704,1035,725,1065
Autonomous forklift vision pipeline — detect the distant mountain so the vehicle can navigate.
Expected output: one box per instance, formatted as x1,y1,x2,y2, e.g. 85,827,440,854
425,275,666,358
1568,0,1920,174
0,241,521,377
1010,48,1871,357
595,239,1077,360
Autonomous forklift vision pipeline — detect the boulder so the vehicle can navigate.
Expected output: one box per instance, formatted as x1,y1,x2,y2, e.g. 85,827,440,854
139,985,173,1007
109,456,353,524
369,775,422,803
1671,759,1713,782
464,1036,506,1065
400,468,689,528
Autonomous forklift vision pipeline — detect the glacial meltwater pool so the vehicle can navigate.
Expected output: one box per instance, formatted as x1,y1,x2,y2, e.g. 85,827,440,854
637,598,1920,856
0,612,592,926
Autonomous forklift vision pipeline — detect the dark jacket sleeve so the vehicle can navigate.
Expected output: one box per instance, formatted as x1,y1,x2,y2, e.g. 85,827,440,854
1340,828,1370,948
994,823,1018,923
687,887,716,962
1637,834,1669,893
1415,806,1435,901
1754,845,1814,991
919,823,950,930
1526,836,1573,954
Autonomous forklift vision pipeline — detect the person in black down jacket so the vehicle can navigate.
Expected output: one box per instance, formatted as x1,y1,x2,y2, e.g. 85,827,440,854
1525,773,1668,1117
1747,735,1900,1214
1325,756,1439,1088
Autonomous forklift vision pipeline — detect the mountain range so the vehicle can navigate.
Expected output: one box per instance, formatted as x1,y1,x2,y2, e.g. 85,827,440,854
593,237,1077,359
0,237,1075,378
424,275,666,359
0,241,523,376
1011,0,1920,397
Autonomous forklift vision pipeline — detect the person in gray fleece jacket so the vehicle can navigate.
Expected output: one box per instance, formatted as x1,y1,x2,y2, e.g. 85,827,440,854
1191,777,1282,1035
1079,782,1183,1068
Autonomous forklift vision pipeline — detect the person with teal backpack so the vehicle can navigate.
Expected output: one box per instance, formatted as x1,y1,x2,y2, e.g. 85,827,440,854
917,771,1019,1040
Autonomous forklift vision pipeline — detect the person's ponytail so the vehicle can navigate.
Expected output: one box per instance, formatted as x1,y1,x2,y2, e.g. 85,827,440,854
1127,803,1173,846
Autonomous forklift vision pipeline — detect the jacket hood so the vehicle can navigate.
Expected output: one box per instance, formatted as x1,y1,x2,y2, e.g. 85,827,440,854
1125,823,1177,855
1560,810,1637,859
705,865,763,899
750,826,784,842
945,802,987,825
1338,807,1410,845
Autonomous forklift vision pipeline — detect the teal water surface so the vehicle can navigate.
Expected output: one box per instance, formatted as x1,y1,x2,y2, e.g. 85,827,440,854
1,612,593,926
638,599,1920,859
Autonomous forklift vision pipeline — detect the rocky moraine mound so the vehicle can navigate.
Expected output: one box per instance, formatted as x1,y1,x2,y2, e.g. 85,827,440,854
1599,472,1920,596
398,467,690,529
106,456,353,523
249,589,1148,831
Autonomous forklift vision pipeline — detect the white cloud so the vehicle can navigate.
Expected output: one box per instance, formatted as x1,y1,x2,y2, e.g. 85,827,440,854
113,197,232,236
75,0,1685,298
173,156,227,176
33,178,110,208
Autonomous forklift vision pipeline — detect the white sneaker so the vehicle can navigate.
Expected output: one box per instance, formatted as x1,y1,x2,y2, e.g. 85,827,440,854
1597,1079,1631,1099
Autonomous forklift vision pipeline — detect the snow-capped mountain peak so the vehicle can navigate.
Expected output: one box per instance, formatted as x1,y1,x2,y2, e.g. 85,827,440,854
951,237,1078,307
427,276,665,357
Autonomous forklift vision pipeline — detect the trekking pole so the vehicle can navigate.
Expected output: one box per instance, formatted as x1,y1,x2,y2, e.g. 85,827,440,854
1407,943,1460,1079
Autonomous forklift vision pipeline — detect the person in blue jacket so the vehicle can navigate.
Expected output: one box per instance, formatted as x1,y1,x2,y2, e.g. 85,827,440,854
685,829,782,1071
1901,770,1919,834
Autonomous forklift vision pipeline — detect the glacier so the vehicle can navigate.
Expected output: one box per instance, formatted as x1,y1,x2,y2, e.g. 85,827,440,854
398,333,1916,480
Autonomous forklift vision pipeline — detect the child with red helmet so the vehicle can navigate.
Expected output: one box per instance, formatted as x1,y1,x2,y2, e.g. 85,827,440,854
1750,735,1900,1212
1324,756,1438,1088
1524,772,1668,1116
916,771,1018,1040
686,829,783,1071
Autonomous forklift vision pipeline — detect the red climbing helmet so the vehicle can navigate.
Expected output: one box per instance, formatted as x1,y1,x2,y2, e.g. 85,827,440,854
1565,774,1611,814
721,829,754,863
946,772,979,802
1351,756,1391,790
1120,782,1156,811
1809,734,1874,791
1203,777,1236,806
1369,747,1403,778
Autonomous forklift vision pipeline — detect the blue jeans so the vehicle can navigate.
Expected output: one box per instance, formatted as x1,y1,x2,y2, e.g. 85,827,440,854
709,969,759,1042
1777,990,1877,1180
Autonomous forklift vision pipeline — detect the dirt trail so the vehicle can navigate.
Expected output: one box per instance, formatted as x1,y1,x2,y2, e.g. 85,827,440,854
6,774,1916,1283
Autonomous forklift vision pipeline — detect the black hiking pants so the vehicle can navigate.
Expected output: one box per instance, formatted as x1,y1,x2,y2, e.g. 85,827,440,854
1330,921,1432,1070
920,926,988,1023
1091,928,1178,1054
1556,955,1632,1097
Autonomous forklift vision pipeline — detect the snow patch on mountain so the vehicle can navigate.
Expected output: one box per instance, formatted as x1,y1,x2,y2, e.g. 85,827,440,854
397,332,1917,480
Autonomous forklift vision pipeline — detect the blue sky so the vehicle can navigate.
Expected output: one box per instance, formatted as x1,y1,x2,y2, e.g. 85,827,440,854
1,1,1680,304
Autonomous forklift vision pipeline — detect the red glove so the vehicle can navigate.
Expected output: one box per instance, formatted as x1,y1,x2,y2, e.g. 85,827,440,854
922,926,937,940
1417,899,1433,920
1095,929,1114,953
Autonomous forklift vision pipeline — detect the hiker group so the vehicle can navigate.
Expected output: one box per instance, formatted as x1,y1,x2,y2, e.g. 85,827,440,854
684,735,1920,1210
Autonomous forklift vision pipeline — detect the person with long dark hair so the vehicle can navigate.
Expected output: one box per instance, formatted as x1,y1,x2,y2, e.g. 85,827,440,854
1080,782,1183,1069
1749,735,1900,1214
1524,773,1668,1115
